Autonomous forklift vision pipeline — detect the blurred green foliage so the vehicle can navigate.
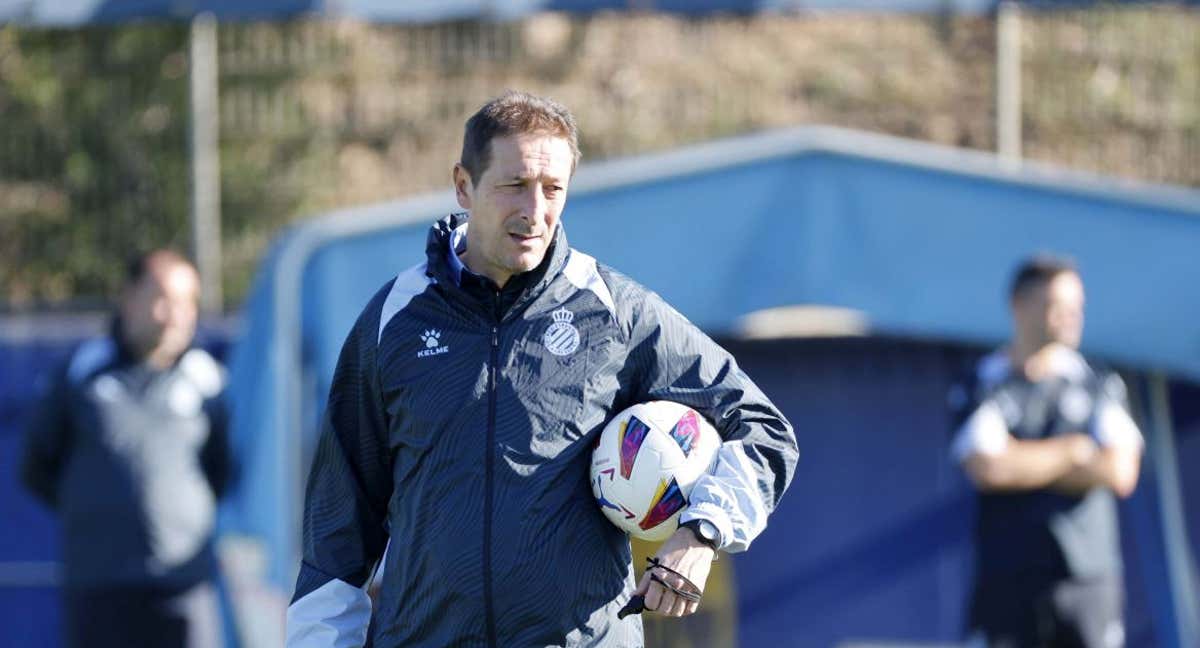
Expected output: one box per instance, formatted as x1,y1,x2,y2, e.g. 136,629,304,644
0,24,193,307
1,9,1196,311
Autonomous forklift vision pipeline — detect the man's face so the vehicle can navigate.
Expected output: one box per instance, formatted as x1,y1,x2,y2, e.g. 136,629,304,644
1013,271,1085,349
453,133,573,287
120,262,200,361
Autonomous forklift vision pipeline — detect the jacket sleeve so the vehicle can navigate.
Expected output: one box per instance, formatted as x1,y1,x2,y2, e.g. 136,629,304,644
1089,372,1143,450
946,364,1011,463
619,285,798,553
19,361,74,509
286,286,393,648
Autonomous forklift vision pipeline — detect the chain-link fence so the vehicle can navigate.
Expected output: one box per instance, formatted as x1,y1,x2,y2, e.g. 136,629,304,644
0,24,191,307
1022,3,1199,186
1,5,1196,309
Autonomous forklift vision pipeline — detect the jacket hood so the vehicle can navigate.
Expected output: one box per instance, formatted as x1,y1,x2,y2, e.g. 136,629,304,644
424,212,571,299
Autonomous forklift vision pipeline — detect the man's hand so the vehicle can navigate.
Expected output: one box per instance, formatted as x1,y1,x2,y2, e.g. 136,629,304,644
1051,443,1141,498
964,432,1098,492
633,527,715,617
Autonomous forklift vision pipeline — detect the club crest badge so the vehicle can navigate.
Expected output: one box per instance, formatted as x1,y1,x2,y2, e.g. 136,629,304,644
544,308,580,357
1059,385,1093,426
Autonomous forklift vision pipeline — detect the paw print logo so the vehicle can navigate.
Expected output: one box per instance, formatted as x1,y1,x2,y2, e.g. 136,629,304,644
420,330,441,348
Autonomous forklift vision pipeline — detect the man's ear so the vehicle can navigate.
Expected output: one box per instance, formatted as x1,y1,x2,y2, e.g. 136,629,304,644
453,164,473,210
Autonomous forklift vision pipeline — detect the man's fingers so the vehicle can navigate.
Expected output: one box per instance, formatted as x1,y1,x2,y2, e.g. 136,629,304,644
655,589,679,616
636,551,708,617
668,596,688,617
643,581,665,613
634,570,652,596
642,564,707,617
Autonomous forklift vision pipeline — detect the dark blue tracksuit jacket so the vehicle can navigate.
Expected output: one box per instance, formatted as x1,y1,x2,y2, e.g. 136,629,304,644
288,214,798,647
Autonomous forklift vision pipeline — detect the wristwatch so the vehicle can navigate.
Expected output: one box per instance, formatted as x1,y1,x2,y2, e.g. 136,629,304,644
680,519,721,551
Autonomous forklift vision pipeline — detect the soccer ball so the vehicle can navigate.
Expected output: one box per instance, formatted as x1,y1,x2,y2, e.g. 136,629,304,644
590,401,722,541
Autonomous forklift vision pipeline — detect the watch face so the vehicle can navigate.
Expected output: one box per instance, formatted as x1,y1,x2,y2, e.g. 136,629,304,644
687,520,718,547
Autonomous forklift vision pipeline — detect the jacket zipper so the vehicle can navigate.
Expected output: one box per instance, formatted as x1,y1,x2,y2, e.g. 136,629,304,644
483,292,501,648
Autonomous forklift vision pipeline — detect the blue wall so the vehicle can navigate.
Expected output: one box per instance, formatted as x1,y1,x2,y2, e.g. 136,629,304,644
219,127,1200,645
3,329,1188,645
14,0,1199,27
0,324,231,648
8,126,1199,645
0,338,72,648
720,337,1171,646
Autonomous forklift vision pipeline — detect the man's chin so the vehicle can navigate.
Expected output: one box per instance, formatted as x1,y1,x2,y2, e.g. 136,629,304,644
511,253,547,273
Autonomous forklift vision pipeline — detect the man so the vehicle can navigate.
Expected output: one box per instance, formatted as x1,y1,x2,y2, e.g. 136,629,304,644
20,250,232,648
950,256,1143,648
286,91,798,647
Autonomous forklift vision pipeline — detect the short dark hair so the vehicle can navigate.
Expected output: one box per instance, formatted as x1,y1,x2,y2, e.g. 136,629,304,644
460,90,581,184
125,249,194,287
1009,254,1078,300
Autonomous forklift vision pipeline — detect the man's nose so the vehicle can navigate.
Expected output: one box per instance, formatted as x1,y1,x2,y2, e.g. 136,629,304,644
518,185,546,221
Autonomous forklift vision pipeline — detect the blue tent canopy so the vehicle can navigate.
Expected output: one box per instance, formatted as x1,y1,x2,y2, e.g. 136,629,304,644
5,0,1195,26
0,0,1032,27
222,125,1200,600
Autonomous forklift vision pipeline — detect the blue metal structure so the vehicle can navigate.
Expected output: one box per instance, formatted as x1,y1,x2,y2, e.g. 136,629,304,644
3,126,1198,645
2,125,1199,646
4,335,1196,645
6,0,1197,27
213,126,1199,645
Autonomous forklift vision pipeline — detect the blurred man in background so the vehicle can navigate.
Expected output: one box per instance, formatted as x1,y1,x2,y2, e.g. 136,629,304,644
20,250,232,648
950,255,1143,648
285,90,797,647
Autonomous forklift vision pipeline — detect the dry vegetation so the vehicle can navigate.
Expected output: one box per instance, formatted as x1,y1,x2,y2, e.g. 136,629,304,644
2,8,1196,307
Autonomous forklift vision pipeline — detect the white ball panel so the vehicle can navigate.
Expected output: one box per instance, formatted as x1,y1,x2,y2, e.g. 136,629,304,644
590,400,722,541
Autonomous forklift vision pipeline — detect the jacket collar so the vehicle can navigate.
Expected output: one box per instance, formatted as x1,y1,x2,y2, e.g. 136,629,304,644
424,212,571,316
979,344,1091,387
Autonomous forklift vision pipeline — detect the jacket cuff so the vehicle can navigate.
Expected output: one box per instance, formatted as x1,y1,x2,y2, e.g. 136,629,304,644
680,502,734,553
